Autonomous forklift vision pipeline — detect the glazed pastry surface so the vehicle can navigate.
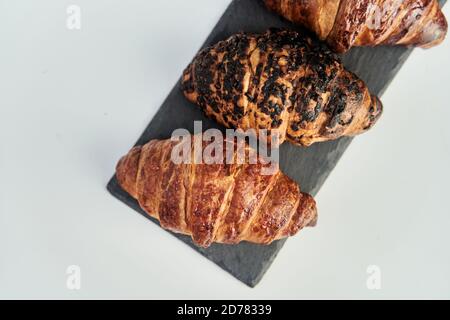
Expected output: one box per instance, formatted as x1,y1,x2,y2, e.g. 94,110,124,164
265,0,447,52
116,136,317,247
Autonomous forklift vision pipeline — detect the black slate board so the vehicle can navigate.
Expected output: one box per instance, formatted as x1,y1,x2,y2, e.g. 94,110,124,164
107,0,446,287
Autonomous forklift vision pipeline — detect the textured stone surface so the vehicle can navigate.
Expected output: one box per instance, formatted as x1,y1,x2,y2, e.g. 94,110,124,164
107,0,446,287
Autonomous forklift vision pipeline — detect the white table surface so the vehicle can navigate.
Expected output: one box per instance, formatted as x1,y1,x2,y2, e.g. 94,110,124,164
1,0,450,299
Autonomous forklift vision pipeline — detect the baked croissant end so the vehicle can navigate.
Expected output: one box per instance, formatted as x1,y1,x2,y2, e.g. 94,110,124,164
265,0,448,52
182,29,382,147
116,136,317,248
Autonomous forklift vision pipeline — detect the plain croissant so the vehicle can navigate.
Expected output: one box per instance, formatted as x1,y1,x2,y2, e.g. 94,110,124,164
116,136,317,248
265,0,448,52
182,29,382,146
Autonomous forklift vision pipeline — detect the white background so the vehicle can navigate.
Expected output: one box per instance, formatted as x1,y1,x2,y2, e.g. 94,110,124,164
1,0,450,299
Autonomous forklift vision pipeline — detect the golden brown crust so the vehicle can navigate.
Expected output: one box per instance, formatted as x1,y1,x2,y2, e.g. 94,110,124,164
244,173,299,244
115,136,318,247
116,145,142,199
265,0,447,52
182,29,382,146
265,0,341,40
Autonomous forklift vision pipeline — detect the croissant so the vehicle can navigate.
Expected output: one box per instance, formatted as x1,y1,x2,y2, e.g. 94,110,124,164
265,0,448,52
182,29,382,146
116,136,317,248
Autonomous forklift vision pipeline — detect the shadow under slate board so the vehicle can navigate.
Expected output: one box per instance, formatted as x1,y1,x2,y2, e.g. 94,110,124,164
107,0,447,287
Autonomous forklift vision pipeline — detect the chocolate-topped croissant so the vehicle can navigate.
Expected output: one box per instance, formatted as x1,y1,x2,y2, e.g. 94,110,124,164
265,0,447,52
116,136,317,248
182,29,382,146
